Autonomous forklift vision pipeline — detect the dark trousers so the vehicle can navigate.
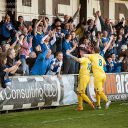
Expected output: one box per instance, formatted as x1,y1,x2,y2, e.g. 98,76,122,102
63,57,75,74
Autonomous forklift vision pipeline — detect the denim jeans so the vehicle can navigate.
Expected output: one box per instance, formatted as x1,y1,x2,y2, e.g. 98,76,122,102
20,55,29,75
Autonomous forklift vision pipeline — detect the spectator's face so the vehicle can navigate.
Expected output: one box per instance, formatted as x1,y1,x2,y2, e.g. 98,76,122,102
68,35,72,41
22,28,28,35
89,20,94,26
71,32,76,39
103,31,108,37
18,17,24,23
106,19,110,25
37,26,43,33
112,54,116,61
57,53,63,61
97,33,101,38
45,18,49,24
56,27,61,32
119,28,124,35
5,16,10,23
113,36,117,42
107,57,112,63
64,15,70,22
83,39,89,45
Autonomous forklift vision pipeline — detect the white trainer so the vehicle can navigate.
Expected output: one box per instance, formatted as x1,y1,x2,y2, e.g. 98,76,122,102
96,106,101,110
105,101,111,109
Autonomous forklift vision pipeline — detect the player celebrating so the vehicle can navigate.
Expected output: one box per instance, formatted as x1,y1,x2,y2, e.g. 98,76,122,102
84,46,111,109
66,46,95,111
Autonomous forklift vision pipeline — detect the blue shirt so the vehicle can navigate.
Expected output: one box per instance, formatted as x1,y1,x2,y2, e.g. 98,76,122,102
1,22,13,38
30,50,48,75
33,32,44,48
62,29,69,35
62,40,72,57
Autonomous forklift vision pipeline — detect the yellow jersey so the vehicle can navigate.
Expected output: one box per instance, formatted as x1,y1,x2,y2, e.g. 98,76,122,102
79,57,91,77
88,54,106,76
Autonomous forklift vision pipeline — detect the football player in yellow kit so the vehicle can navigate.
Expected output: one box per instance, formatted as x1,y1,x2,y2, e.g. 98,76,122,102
66,47,95,111
84,46,111,109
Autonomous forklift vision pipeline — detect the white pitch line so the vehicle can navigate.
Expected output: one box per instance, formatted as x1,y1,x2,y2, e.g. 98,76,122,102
40,110,128,124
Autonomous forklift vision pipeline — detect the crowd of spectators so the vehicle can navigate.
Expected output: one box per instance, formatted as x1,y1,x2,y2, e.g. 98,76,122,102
0,5,128,88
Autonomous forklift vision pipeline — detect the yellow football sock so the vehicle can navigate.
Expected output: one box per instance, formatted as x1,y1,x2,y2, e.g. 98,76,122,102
96,93,100,106
77,94,83,108
99,92,108,102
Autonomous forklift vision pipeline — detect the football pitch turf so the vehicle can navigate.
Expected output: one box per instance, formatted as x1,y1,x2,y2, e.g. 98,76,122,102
0,101,128,128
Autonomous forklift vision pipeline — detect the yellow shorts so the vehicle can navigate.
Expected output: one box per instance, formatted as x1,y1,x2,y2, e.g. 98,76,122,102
78,75,90,94
94,73,106,92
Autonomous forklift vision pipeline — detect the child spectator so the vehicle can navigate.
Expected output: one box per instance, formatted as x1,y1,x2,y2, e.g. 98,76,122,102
47,52,63,78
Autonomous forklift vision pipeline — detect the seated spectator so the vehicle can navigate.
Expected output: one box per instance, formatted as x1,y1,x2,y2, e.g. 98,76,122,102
0,53,21,88
7,48,23,75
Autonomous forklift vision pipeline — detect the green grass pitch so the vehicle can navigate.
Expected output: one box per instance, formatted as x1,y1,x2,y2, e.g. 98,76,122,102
0,101,128,128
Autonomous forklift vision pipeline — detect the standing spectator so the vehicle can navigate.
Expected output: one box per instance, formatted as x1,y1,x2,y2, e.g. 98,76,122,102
33,16,48,50
19,34,32,75
106,55,115,73
1,15,14,42
30,44,53,75
62,34,77,74
15,16,27,31
55,26,64,52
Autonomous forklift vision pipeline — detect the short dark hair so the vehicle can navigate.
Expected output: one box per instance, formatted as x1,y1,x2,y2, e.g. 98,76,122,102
56,52,63,57
18,16,23,19
65,34,71,39
79,47,88,54
94,47,100,53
